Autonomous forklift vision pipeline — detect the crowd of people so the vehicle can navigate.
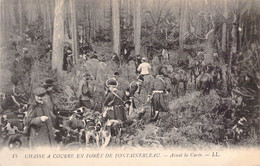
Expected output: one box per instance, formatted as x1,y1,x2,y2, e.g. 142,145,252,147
1,48,172,149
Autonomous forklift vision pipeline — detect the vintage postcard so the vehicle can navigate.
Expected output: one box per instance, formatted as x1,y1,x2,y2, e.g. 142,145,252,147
0,0,259,165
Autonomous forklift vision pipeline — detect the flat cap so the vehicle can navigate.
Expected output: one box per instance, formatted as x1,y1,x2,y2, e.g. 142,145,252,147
33,87,47,96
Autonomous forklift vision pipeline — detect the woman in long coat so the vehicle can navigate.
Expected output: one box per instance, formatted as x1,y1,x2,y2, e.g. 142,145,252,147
24,87,56,148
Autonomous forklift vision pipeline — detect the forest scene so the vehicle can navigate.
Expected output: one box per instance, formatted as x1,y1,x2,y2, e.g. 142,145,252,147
0,0,260,150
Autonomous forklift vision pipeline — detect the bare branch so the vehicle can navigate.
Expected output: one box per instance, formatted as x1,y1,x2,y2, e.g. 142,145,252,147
156,0,170,25
189,29,214,40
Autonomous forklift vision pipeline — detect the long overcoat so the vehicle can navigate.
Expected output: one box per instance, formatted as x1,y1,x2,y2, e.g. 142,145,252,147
103,89,127,122
24,101,56,148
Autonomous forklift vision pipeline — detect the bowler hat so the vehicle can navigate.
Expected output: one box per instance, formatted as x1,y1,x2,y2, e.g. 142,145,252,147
113,71,119,76
43,78,55,86
106,79,118,87
33,87,47,96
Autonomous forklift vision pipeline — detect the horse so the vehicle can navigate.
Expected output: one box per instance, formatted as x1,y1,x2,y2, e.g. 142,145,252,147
168,68,188,97
120,41,135,64
196,65,215,95
187,59,205,88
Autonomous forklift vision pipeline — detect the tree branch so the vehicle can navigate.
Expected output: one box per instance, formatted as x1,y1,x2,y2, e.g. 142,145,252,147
189,29,214,40
156,0,170,25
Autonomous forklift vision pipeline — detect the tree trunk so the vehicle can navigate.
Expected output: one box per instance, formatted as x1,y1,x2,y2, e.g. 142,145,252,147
7,0,16,32
221,0,228,54
41,0,47,32
52,0,65,74
49,0,55,38
127,0,131,26
70,0,79,62
18,0,23,35
0,0,6,45
179,0,189,50
84,3,88,42
65,2,71,40
231,0,239,54
27,0,38,25
112,0,120,56
46,0,53,39
87,3,91,41
134,0,141,55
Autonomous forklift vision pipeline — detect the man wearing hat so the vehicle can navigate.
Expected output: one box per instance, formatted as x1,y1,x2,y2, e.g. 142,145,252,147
137,57,152,76
104,71,119,96
24,87,56,148
42,78,56,115
78,73,94,109
10,53,22,87
125,75,144,115
66,52,73,73
10,53,25,96
137,57,152,93
103,79,128,122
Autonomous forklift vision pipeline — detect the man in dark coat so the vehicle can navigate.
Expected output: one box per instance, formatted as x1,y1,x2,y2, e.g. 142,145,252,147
10,53,23,87
24,87,56,148
148,66,170,122
78,73,94,109
103,79,128,122
42,78,56,112
125,75,144,115
42,78,58,127
66,53,73,73
104,71,119,96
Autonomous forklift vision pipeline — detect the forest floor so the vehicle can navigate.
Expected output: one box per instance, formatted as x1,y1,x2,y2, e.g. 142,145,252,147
1,41,258,149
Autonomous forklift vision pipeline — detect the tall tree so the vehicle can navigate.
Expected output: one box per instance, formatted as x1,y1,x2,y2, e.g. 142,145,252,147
134,0,141,55
70,0,79,62
18,0,23,35
230,0,239,54
45,0,53,39
52,0,65,74
221,0,228,54
0,0,6,44
7,0,17,32
179,0,189,50
112,0,120,57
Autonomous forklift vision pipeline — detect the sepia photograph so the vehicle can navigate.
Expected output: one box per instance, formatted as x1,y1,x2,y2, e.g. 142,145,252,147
0,0,260,165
